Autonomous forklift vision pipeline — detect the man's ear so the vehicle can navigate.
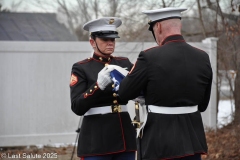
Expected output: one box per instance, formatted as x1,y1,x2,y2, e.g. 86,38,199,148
90,38,96,47
156,22,161,34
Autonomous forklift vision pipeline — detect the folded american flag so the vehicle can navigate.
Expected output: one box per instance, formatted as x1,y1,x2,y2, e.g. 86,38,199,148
109,65,128,92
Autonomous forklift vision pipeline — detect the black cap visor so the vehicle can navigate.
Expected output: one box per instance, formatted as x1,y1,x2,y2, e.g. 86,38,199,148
91,31,120,38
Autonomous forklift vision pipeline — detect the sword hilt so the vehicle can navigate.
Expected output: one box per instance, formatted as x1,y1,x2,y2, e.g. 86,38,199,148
132,101,143,129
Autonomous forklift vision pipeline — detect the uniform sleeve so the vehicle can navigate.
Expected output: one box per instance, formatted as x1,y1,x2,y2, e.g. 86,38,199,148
70,63,105,116
198,55,213,112
118,51,148,101
127,59,134,71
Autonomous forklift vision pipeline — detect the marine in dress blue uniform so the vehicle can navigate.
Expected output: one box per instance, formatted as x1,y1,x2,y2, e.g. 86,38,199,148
118,8,213,160
70,17,136,160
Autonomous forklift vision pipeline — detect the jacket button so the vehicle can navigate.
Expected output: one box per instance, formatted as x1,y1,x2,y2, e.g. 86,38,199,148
113,100,118,104
113,93,117,97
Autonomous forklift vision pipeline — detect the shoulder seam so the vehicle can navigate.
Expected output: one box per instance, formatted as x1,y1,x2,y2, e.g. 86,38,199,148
144,46,159,52
192,46,205,53
77,58,92,64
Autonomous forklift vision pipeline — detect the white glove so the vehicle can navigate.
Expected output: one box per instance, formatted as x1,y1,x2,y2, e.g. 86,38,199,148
97,66,112,90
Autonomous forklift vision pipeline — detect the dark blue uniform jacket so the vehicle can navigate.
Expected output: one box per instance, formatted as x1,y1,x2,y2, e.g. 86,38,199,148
70,53,136,157
119,35,213,160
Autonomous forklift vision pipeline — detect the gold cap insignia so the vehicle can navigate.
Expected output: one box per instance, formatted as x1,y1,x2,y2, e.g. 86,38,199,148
109,18,115,24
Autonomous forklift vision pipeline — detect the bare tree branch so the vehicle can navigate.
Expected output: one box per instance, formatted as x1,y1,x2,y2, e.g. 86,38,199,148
89,0,99,19
57,0,75,33
206,0,239,22
197,0,206,38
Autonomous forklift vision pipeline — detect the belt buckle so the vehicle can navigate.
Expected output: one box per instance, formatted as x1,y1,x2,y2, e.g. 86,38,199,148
112,105,121,113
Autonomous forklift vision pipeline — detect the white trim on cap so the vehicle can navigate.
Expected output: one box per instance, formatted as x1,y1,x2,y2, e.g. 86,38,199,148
142,7,187,22
83,17,122,32
88,25,117,32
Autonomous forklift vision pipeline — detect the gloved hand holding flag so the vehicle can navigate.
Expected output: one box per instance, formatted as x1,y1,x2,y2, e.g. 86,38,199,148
106,65,129,92
107,65,146,138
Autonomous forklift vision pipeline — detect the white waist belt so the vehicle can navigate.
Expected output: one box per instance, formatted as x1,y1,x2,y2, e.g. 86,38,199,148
136,105,198,138
84,105,128,116
148,105,198,114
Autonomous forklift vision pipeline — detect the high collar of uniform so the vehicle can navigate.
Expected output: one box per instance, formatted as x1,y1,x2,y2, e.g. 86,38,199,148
93,53,113,62
161,34,185,45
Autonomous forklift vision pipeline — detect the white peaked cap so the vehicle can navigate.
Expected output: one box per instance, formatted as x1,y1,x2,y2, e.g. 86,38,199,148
142,7,187,24
83,17,122,32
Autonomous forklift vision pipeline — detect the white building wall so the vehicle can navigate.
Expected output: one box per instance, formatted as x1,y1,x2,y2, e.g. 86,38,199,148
0,40,217,147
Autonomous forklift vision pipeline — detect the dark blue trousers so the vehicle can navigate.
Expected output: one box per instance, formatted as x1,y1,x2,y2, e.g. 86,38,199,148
81,151,135,160
171,154,202,160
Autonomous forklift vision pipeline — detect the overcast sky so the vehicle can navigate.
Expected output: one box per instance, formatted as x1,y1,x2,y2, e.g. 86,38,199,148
1,0,57,12
1,0,238,14
1,0,197,13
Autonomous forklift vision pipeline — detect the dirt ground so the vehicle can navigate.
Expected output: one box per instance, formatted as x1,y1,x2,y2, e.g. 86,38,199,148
1,123,240,160
202,122,240,160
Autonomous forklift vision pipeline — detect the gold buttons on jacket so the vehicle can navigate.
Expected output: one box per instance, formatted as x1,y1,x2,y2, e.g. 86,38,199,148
99,57,103,61
113,100,118,104
108,57,111,61
94,85,98,89
85,93,88,96
105,63,109,66
112,84,115,88
90,89,92,92
113,93,117,97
